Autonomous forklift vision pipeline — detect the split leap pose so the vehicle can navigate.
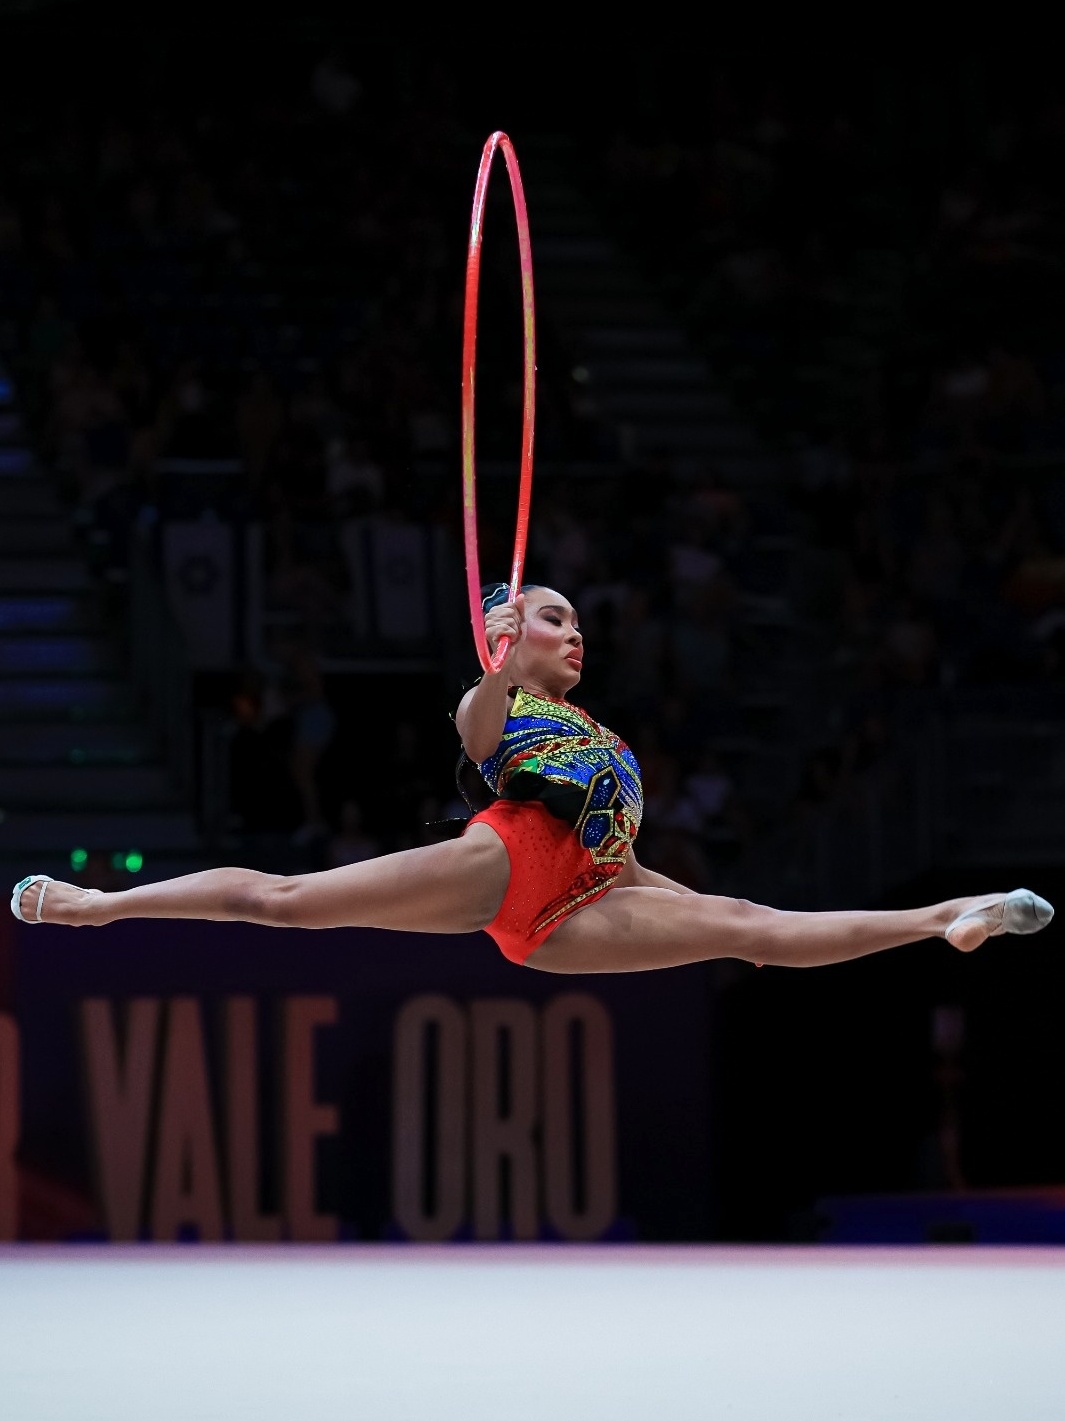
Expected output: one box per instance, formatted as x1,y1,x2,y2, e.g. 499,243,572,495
10,585,1054,972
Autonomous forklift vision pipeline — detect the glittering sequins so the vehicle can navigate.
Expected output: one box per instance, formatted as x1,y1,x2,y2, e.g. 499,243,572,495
479,688,643,867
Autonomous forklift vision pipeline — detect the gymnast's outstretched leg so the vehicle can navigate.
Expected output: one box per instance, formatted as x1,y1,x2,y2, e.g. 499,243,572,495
12,825,509,935
525,886,1054,975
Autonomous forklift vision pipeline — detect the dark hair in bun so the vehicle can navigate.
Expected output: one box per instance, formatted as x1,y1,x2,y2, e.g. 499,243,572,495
480,582,545,615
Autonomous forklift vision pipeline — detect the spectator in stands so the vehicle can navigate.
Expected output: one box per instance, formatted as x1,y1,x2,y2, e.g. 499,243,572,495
644,759,703,839
984,345,1044,452
327,801,380,867
52,357,128,505
407,390,453,457
228,668,302,835
376,720,438,850
159,360,227,460
325,435,385,515
311,50,361,118
534,491,593,594
881,596,940,687
668,527,722,613
608,588,666,712
924,351,991,447
282,645,337,847
907,495,965,610
26,296,71,379
1001,527,1065,617
684,747,735,829
236,371,285,488
670,589,733,697
291,374,345,448
647,825,712,894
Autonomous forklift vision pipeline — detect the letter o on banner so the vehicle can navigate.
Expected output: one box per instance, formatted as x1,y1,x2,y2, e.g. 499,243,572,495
542,994,617,1240
392,995,466,1242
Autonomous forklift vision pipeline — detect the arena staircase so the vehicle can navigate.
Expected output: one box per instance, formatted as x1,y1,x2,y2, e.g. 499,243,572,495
520,140,765,474
517,139,812,841
0,369,205,889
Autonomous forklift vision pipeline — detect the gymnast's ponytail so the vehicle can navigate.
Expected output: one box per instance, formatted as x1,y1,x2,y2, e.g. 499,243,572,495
480,582,543,615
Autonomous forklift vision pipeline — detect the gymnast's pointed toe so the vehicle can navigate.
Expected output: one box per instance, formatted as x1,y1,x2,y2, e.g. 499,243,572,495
10,874,53,923
1000,888,1054,935
946,888,1054,951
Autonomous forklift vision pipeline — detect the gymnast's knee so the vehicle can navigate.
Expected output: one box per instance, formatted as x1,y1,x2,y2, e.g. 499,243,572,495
699,894,766,924
227,872,305,926
695,894,781,950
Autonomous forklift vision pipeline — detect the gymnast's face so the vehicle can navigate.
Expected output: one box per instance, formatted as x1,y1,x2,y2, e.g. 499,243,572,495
514,587,583,695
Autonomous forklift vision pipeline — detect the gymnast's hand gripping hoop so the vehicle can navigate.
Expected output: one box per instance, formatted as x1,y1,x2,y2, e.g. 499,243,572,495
462,131,536,674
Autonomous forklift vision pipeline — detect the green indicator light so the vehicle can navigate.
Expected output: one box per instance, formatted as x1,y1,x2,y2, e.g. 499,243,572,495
110,851,125,870
70,847,88,872
125,851,144,874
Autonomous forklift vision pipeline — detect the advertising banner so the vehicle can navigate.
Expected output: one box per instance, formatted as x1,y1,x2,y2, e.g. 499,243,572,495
1,919,714,1244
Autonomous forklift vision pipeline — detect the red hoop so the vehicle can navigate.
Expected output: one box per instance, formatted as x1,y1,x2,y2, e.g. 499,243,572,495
461,131,536,674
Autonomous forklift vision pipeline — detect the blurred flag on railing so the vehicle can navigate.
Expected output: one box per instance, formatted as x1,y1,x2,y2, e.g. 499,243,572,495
339,518,432,644
370,520,431,642
163,520,234,667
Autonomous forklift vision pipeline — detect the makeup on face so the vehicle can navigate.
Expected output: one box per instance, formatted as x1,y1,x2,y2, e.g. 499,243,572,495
516,594,583,687
530,600,581,637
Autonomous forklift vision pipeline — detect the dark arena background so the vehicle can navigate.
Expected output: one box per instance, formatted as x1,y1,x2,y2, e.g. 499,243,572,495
0,7,1064,1416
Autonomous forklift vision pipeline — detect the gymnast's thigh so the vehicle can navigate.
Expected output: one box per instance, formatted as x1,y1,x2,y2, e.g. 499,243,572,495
523,885,760,974
276,823,510,932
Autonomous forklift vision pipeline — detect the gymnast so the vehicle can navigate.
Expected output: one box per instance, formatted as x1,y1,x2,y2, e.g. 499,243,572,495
9,582,1055,971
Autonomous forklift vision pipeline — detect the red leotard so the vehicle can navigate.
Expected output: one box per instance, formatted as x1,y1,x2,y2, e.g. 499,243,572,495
464,688,643,964
465,799,626,963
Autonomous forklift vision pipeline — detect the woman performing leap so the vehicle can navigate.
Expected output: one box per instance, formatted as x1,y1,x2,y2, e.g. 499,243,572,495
9,583,1054,971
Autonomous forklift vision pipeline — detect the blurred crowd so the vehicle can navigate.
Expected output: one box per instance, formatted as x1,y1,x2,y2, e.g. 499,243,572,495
599,70,1065,839
2,36,1064,883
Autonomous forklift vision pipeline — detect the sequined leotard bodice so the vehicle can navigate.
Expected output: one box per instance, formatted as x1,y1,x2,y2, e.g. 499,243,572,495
479,687,643,869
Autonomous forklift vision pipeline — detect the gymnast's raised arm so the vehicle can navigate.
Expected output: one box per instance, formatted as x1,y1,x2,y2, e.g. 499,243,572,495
455,595,524,762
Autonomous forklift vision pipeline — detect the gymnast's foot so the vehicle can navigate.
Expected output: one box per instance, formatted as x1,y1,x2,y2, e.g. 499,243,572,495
11,877,104,926
944,889,1054,952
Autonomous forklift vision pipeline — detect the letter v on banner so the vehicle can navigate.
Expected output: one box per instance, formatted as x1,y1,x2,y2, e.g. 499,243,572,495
81,1000,161,1242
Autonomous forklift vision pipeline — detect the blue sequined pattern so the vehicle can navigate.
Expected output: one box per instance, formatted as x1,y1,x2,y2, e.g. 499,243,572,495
479,688,643,868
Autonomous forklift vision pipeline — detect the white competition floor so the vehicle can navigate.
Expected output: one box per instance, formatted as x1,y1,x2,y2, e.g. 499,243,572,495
2,1246,1064,1420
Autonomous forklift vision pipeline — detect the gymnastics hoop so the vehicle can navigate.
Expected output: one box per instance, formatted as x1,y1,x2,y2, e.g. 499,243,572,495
462,130,536,674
